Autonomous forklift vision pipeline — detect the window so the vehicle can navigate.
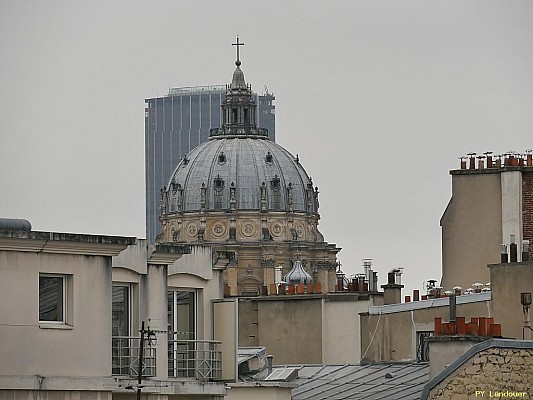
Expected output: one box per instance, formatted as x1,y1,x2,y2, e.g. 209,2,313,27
416,331,433,362
168,290,196,378
112,285,131,375
39,274,66,323
112,285,130,337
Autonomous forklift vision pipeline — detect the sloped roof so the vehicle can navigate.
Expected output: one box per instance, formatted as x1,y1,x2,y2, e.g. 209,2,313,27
272,363,430,400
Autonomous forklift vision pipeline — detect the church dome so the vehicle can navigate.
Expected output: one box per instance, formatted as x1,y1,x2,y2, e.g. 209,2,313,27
164,42,319,215
166,136,317,213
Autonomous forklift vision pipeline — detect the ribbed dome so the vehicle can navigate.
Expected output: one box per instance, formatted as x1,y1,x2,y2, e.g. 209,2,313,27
166,136,317,213
162,41,319,217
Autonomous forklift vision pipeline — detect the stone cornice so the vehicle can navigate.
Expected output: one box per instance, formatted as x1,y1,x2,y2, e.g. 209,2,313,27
0,231,136,256
450,166,533,175
147,243,191,265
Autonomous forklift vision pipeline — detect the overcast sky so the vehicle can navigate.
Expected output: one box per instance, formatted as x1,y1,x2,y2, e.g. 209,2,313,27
1,1,532,295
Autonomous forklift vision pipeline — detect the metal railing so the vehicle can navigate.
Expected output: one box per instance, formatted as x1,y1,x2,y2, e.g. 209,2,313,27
112,336,156,377
168,338,222,381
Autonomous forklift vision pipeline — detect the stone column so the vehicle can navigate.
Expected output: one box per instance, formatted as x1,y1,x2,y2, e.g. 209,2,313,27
146,263,168,380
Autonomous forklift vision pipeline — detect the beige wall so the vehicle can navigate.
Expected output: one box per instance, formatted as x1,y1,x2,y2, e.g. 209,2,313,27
441,172,502,290
428,338,481,378
226,384,292,400
0,250,112,377
239,294,375,365
360,301,491,362
258,297,323,364
322,296,372,364
490,261,533,339
0,237,229,398
0,391,112,400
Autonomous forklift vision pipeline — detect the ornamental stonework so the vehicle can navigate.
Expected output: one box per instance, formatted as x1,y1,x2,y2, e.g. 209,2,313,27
295,223,305,238
211,221,227,238
186,223,198,238
170,223,179,242
270,221,284,238
240,220,257,238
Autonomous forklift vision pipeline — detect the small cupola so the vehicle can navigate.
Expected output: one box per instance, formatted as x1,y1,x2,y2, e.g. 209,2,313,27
210,37,268,138
284,253,313,285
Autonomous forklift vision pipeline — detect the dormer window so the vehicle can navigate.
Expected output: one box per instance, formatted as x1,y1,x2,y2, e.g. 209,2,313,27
265,152,273,163
270,175,280,190
270,176,281,210
218,152,227,164
214,176,225,188
214,176,224,210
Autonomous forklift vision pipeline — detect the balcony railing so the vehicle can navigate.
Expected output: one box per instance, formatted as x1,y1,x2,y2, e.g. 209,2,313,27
168,338,222,381
112,336,156,377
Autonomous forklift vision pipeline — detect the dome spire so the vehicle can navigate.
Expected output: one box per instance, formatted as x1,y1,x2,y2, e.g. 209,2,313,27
232,36,244,67
209,37,269,139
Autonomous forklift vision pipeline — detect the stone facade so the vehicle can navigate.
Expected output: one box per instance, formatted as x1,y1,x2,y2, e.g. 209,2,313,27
160,212,339,295
427,346,533,399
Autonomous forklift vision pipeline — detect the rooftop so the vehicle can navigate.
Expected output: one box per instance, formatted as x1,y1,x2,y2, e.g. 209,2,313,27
271,363,429,400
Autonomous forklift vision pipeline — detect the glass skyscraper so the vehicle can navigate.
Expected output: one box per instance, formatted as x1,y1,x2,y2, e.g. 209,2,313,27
145,85,275,243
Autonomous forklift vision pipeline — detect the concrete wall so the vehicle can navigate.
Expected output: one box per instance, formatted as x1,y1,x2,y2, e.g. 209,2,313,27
226,384,292,400
0,391,112,400
0,250,112,377
322,295,372,364
490,261,533,339
239,294,374,365
259,297,323,365
428,337,483,379
441,171,502,290
360,300,490,362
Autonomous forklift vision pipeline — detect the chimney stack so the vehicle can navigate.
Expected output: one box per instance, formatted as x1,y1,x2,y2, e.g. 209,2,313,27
522,240,530,262
500,244,508,263
381,269,404,305
510,234,518,262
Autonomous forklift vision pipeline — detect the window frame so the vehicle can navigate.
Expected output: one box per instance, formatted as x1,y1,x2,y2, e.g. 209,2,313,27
112,283,132,337
38,273,67,325
167,289,198,378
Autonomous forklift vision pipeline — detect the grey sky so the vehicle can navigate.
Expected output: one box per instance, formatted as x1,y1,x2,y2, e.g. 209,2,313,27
1,1,532,295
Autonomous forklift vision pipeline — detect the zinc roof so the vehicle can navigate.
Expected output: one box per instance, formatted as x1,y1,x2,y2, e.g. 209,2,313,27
273,363,430,400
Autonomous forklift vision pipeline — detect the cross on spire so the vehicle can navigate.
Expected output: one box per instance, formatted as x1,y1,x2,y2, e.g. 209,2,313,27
232,36,244,66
